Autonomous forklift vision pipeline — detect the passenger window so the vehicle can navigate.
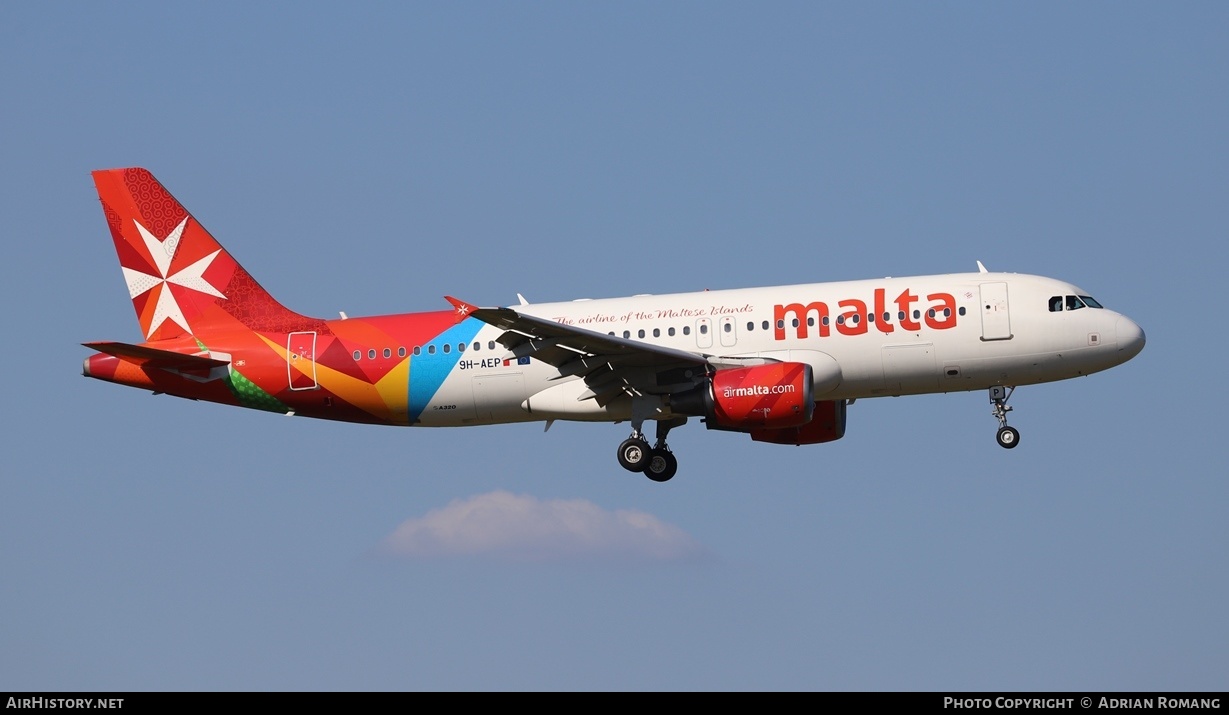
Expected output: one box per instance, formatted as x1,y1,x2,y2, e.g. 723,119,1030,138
413,346,421,356
958,307,966,316
457,343,465,353
368,349,376,359
473,342,481,351
868,313,875,323
700,324,708,334
762,321,769,330
683,326,691,336
746,322,754,331
352,350,361,361
442,344,450,354
383,348,391,358
777,319,785,329
913,310,920,320
638,329,645,338
398,347,406,357
791,319,799,328
623,330,630,339
653,328,660,337
428,345,436,355
668,327,676,336
882,312,891,322
488,341,496,350
723,322,731,333
836,315,845,325
807,317,814,327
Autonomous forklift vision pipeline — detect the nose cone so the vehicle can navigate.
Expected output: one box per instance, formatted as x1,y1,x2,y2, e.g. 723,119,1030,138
1116,316,1146,361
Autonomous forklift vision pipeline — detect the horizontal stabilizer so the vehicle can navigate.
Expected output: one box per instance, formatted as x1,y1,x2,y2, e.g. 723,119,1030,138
82,341,230,370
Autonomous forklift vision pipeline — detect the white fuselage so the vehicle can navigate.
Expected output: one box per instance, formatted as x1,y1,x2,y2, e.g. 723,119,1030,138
415,272,1145,427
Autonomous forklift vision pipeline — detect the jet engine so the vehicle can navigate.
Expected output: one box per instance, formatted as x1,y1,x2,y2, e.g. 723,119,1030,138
671,362,814,431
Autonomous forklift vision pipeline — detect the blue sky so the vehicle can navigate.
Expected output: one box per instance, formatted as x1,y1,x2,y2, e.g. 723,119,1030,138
1,2,1225,691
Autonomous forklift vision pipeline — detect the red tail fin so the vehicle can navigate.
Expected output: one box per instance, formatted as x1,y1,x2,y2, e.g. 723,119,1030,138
92,168,321,340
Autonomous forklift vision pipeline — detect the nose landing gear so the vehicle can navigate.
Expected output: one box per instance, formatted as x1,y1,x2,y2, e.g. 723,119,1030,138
990,385,1020,449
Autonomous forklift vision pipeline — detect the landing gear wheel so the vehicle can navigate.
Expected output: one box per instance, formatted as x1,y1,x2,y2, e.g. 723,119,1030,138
617,437,651,472
644,448,678,482
996,426,1020,449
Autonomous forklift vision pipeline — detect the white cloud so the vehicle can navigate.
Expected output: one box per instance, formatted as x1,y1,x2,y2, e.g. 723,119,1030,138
380,491,704,562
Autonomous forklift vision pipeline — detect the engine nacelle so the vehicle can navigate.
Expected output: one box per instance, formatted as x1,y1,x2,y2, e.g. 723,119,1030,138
672,362,814,431
750,399,848,445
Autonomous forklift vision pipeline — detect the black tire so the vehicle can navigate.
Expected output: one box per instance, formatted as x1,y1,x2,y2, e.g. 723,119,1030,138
617,438,650,472
644,448,678,482
996,426,1020,449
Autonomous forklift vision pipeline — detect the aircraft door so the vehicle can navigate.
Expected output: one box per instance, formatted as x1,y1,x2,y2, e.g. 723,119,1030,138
287,331,318,390
979,282,1013,341
719,317,737,347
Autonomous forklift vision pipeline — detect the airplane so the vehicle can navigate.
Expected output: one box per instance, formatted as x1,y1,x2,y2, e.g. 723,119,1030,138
82,167,1146,482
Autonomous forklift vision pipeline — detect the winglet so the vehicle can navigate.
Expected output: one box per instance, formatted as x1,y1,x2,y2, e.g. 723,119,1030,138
444,296,479,323
976,260,989,273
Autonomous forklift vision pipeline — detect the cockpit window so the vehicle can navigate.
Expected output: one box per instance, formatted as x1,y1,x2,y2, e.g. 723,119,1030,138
1051,294,1105,312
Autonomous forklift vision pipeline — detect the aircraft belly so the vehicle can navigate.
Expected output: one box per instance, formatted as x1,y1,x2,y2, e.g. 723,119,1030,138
950,345,1114,387
523,379,634,421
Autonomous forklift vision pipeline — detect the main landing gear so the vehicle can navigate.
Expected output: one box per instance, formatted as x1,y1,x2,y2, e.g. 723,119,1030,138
617,417,685,482
990,385,1020,449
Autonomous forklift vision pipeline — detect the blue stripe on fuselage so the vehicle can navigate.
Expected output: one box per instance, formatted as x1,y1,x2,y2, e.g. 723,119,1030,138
407,319,485,424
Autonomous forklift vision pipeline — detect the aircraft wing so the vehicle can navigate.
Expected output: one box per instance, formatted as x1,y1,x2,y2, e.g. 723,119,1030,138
462,304,709,368
446,297,715,404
